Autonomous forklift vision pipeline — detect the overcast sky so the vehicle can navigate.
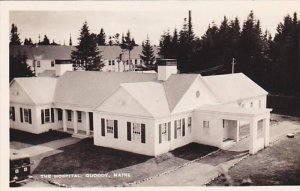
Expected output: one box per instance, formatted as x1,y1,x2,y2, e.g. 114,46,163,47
9,1,299,46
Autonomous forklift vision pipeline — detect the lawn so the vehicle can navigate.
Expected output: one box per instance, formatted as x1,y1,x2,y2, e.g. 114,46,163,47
32,140,217,187
208,132,300,186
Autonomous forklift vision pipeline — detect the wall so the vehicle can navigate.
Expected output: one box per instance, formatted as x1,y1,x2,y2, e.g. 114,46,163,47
157,65,177,81
101,59,144,72
55,64,73,76
193,111,223,148
93,112,156,156
35,105,62,133
27,59,55,75
154,112,194,156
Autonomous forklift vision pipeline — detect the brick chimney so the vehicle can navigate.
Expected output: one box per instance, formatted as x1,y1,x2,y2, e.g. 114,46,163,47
157,59,178,81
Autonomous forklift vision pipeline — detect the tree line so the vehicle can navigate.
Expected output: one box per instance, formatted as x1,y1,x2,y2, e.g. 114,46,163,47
158,11,300,97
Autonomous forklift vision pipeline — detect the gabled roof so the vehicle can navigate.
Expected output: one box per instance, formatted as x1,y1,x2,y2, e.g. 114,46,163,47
10,45,75,60
11,77,57,104
53,71,157,108
163,74,199,111
203,73,268,103
121,82,170,117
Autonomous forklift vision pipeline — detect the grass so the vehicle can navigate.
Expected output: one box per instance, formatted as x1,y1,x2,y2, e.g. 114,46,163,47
208,132,300,186
10,129,71,146
32,140,217,187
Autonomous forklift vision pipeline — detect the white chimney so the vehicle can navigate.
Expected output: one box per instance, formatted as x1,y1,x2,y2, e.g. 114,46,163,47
157,59,178,81
55,60,73,76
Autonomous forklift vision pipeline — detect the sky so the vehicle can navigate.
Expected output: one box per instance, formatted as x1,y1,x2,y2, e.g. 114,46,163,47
9,1,300,46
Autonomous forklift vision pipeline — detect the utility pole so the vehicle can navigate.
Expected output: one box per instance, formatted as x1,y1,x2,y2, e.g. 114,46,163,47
231,58,236,74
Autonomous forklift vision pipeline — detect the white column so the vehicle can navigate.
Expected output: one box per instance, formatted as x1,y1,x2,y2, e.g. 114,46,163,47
235,120,240,142
85,112,90,136
62,109,67,132
263,117,270,147
249,119,258,154
73,110,78,134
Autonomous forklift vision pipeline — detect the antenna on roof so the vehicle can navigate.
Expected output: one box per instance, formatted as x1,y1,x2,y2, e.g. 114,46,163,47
231,58,236,74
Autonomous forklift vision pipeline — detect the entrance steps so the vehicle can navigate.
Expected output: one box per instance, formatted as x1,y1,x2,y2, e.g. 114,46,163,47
72,133,92,139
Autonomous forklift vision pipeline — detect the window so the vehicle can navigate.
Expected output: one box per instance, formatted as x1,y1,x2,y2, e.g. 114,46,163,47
10,106,15,121
250,102,253,107
77,111,82,123
135,59,137,65
188,117,192,133
140,60,143,64
103,119,118,138
107,120,114,134
174,119,182,139
108,60,111,65
51,60,55,67
126,60,129,65
45,109,50,123
37,61,41,67
24,109,29,123
203,120,209,134
57,109,62,121
112,60,115,65
127,122,146,143
259,100,261,108
67,110,72,121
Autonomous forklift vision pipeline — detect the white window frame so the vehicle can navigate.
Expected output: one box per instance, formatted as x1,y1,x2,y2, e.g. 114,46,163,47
203,120,209,135
37,60,41,67
132,123,141,142
188,117,192,133
77,111,82,123
106,119,114,137
176,119,182,137
44,109,50,123
67,110,72,121
10,106,14,120
51,60,55,67
24,108,29,123
161,123,168,142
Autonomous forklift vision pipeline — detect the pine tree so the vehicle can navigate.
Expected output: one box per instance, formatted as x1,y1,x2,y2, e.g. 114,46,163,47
140,36,156,66
10,24,21,45
24,38,33,45
97,28,106,45
158,30,173,59
9,54,33,82
71,21,103,71
69,34,73,46
40,35,50,45
120,30,136,71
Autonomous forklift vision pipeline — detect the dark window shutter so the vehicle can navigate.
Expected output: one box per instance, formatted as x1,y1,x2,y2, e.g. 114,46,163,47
159,124,162,144
51,108,54,123
20,108,23,123
168,122,171,141
114,120,118,139
182,118,185,136
127,122,131,141
28,109,32,124
101,118,105,136
41,110,44,124
141,124,146,143
174,120,177,139
12,107,15,121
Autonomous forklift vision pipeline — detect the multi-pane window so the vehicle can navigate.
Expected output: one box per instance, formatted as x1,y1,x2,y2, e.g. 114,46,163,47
176,119,182,138
37,61,41,67
67,110,72,121
57,109,62,121
188,117,192,133
10,106,15,121
108,60,111,65
51,60,55,67
24,109,29,123
161,123,167,141
77,111,82,123
107,120,114,134
44,109,50,123
112,60,115,65
132,123,141,142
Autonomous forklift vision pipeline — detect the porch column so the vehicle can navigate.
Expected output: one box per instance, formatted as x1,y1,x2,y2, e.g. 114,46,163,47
62,109,67,131
249,118,258,154
73,110,78,134
263,117,270,147
235,120,240,142
85,112,90,136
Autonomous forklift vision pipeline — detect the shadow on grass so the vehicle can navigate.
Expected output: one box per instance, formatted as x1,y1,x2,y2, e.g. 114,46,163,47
170,143,218,161
33,138,152,174
10,129,71,145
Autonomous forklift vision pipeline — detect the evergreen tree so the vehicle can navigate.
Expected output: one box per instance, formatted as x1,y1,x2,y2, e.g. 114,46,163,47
10,24,22,45
51,39,59,45
9,54,33,82
112,33,120,45
97,28,106,45
158,30,173,59
40,35,50,45
108,36,113,46
140,36,156,66
69,34,73,46
24,38,33,45
120,30,136,70
71,21,103,71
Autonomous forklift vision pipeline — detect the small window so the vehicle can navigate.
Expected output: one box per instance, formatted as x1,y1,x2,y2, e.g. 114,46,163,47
24,109,29,123
196,90,200,98
37,61,41,67
188,117,192,133
126,60,129,65
176,119,182,137
107,120,114,134
51,60,55,67
77,111,82,123
108,60,111,65
132,123,141,142
10,106,15,121
57,109,62,121
67,110,72,121
161,123,167,141
250,102,253,108
203,120,209,134
45,109,50,123
135,59,137,65
112,60,115,65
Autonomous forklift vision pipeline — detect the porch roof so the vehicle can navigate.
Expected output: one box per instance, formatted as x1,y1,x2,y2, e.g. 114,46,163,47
195,104,272,117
